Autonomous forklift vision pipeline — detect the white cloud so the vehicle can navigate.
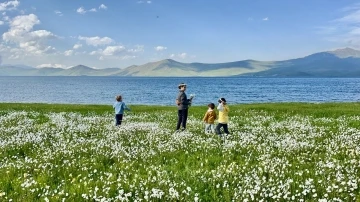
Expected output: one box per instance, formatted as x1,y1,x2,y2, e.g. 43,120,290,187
339,3,360,13
89,50,98,55
18,42,55,55
36,63,65,68
77,5,107,14
262,17,269,21
170,53,188,59
30,30,56,38
315,26,337,35
334,8,360,24
321,3,360,48
2,14,57,56
179,52,187,58
54,10,63,16
64,50,73,56
121,55,136,60
78,36,114,46
0,0,20,11
6,14,39,32
73,43,82,49
349,27,360,35
99,4,107,10
76,7,86,14
0,20,4,25
154,46,167,51
128,45,144,53
137,1,152,4
102,45,126,56
89,45,143,61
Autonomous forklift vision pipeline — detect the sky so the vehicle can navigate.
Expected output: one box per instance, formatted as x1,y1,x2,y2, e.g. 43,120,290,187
0,0,359,69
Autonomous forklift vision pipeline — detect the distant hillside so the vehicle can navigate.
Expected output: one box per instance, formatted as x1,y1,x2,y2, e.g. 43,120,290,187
113,59,275,77
0,65,36,76
2,47,360,77
242,48,360,77
0,65,122,76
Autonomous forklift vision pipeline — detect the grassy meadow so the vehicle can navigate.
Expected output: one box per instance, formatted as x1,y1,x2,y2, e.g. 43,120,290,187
0,102,360,201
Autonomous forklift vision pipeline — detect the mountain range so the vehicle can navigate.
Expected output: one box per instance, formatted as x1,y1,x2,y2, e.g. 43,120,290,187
2,47,360,77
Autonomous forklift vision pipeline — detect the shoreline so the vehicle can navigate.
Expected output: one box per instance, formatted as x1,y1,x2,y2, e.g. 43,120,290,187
1,102,360,117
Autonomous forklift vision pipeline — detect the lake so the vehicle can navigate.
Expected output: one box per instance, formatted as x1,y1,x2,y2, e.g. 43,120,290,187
1,76,360,105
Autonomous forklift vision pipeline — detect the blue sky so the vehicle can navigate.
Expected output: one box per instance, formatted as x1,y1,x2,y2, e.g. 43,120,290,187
0,0,359,69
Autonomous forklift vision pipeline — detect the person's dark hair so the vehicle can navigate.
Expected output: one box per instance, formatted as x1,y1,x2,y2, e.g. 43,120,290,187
208,103,215,109
116,95,122,102
218,97,226,103
178,83,187,89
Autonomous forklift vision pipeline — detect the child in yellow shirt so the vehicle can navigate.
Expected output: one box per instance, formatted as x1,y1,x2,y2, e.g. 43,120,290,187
203,103,217,133
216,97,230,136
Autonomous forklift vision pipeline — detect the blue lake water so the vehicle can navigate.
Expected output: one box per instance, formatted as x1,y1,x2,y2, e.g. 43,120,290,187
1,76,360,105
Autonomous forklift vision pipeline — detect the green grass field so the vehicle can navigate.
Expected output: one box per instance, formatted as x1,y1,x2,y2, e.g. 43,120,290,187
0,102,360,201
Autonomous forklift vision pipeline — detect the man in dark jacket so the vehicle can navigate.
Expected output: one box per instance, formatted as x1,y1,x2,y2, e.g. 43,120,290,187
175,83,192,131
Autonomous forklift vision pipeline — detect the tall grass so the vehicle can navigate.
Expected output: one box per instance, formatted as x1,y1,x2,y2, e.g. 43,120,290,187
0,103,359,201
